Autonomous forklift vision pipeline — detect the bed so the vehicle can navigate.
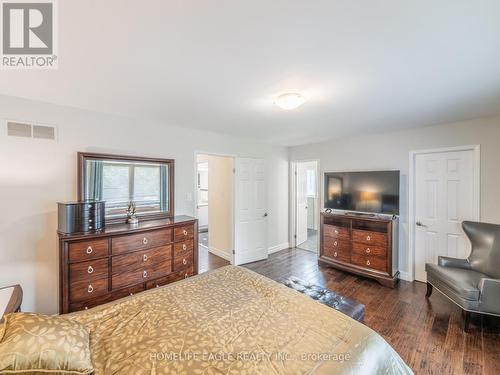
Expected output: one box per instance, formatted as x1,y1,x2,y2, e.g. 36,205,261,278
68,265,413,374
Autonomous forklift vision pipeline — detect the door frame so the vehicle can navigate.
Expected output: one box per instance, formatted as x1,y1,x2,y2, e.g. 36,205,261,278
290,159,320,251
408,144,480,282
193,151,236,265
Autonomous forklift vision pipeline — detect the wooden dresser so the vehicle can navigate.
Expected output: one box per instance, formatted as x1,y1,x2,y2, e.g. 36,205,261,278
58,216,198,313
318,212,399,288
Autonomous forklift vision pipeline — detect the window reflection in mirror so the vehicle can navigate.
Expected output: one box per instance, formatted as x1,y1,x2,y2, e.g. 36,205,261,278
79,153,173,222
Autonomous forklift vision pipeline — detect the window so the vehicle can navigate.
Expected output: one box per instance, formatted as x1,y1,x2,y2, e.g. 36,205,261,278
103,162,164,217
306,168,316,197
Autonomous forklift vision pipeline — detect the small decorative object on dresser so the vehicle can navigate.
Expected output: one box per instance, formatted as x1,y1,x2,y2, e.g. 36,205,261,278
58,200,105,234
0,285,22,321
318,212,399,288
126,201,139,224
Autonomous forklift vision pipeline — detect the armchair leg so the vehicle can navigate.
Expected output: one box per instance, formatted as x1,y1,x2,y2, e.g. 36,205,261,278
464,311,471,332
425,282,433,298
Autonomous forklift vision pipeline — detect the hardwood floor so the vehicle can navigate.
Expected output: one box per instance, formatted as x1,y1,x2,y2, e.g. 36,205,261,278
201,247,500,375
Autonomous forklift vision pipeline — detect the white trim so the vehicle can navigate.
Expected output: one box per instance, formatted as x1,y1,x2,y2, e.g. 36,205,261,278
268,242,290,254
399,271,411,282
193,151,236,265
408,144,481,282
208,246,232,261
290,159,320,252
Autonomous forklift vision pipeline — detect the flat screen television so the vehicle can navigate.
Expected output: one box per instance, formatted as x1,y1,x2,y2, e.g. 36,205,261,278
324,170,400,215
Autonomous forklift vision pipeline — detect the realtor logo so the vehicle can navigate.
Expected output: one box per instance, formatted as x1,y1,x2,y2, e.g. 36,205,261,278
1,0,57,69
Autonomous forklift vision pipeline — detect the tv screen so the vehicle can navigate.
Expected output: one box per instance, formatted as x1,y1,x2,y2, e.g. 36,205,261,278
324,170,400,215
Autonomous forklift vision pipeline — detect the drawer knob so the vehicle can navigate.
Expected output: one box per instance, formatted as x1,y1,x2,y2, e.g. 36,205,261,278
87,285,93,293
156,284,159,288
334,230,339,234
89,226,93,230
182,244,187,251
183,230,188,236
366,260,371,266
182,258,187,265
184,273,188,279
87,204,92,209
366,235,371,241
89,219,93,223
366,248,371,254
334,252,337,257
143,270,148,278
333,241,338,247
143,237,148,245
87,266,94,274
130,293,134,296
84,306,88,310
143,254,148,262
86,246,93,254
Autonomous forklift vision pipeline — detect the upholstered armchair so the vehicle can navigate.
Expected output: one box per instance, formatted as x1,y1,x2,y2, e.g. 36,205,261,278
425,221,500,331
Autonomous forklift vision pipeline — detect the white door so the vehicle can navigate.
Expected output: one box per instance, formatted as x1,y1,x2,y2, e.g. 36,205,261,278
414,149,477,281
234,158,268,265
296,163,308,246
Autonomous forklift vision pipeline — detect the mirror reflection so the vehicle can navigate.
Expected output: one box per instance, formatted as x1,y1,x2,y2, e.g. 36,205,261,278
83,158,171,219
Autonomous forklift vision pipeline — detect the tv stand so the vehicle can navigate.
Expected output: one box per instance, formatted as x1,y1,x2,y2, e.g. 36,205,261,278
319,212,399,288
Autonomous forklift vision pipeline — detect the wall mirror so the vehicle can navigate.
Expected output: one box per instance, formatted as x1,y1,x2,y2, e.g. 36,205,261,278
78,152,174,223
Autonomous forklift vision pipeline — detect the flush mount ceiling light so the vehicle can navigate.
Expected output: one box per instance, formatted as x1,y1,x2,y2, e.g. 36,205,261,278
274,93,306,110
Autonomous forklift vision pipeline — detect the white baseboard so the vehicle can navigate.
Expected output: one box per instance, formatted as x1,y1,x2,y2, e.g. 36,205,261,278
208,246,232,261
399,271,412,282
268,242,290,254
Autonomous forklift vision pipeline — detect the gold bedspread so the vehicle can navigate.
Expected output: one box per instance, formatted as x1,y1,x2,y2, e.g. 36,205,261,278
69,266,413,374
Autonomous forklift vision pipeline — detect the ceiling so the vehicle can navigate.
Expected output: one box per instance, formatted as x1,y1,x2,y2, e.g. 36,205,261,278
1,0,500,146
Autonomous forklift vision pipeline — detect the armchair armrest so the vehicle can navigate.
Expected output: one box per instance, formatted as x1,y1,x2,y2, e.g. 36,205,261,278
479,278,500,315
438,256,471,270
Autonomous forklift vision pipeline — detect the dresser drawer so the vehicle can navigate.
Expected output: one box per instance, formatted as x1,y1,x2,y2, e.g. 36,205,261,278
174,224,194,242
69,258,108,283
111,245,172,274
323,224,350,240
352,230,387,247
352,242,387,258
145,271,186,289
69,284,144,312
174,239,193,256
112,228,172,255
173,252,194,272
324,237,350,251
69,277,108,302
112,260,172,290
68,239,109,262
323,245,350,262
351,253,387,272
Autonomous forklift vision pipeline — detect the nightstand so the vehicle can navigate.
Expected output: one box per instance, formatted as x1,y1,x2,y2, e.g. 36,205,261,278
0,285,22,322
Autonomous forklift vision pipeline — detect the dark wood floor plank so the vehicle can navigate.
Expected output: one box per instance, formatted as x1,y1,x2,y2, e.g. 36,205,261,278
200,247,500,375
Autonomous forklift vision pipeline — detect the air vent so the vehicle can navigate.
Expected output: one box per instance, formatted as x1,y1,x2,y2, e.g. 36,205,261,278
7,122,32,137
33,125,55,140
6,121,56,140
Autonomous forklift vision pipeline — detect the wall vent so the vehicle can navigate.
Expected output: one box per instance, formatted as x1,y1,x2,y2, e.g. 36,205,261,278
7,122,32,137
6,121,56,140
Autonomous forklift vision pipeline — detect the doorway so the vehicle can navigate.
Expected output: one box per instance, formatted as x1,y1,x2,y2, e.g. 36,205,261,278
195,153,234,272
409,145,480,282
293,160,319,252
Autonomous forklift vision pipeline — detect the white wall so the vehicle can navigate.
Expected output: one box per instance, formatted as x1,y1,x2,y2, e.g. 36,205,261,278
0,95,289,314
289,116,500,279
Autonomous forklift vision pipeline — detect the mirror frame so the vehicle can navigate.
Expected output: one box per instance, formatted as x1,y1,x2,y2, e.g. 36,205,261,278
77,152,175,223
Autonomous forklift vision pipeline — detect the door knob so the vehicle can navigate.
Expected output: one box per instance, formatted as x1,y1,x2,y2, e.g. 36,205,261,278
263,213,268,217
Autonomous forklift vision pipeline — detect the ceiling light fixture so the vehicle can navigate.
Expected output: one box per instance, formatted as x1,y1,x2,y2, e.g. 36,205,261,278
274,93,306,110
